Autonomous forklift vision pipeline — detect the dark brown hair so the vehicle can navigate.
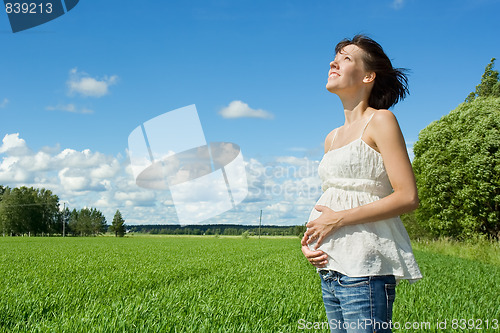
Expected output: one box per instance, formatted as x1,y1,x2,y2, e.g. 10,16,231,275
335,35,409,109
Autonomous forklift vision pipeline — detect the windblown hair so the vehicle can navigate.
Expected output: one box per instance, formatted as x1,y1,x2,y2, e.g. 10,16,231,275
335,35,409,109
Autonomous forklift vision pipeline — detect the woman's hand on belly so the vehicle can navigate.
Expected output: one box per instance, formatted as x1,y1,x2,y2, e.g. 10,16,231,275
301,234,328,268
305,205,345,250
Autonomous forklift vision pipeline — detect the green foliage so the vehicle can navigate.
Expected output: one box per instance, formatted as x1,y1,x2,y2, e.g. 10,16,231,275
130,224,306,236
0,237,498,332
413,97,500,239
0,186,107,237
68,207,107,236
0,186,60,236
465,58,500,102
400,212,431,240
109,209,126,237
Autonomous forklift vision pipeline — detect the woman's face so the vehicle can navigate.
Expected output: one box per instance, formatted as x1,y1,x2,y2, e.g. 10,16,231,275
326,44,370,94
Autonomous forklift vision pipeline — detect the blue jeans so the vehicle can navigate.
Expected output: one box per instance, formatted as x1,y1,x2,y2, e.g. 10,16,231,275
319,270,396,333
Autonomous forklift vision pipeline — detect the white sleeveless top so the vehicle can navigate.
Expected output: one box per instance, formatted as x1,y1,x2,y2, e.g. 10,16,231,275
308,113,422,283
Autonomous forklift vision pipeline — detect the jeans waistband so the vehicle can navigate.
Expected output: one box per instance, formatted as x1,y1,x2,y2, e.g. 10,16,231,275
319,269,338,278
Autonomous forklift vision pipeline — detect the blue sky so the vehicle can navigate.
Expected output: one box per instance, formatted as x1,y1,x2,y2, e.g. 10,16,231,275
1,0,499,226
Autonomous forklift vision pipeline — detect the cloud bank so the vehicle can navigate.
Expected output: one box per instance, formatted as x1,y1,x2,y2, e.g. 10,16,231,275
0,133,321,226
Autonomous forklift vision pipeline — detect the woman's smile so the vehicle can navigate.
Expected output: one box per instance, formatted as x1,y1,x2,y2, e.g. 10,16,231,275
328,72,340,79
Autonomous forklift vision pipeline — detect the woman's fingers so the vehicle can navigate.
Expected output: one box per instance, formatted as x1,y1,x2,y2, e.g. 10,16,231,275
302,244,322,258
314,234,326,249
301,233,308,246
314,259,328,268
309,253,328,267
303,227,317,244
302,228,319,245
301,231,328,267
304,227,316,242
314,205,327,212
301,244,328,267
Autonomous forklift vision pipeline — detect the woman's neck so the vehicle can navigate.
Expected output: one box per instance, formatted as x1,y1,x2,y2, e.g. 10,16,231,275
341,99,371,127
336,85,373,126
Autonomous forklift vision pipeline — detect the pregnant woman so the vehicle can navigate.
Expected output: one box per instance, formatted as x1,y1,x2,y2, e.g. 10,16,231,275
301,35,422,333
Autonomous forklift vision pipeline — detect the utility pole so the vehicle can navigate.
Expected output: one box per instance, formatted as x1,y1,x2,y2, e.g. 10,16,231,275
258,209,262,239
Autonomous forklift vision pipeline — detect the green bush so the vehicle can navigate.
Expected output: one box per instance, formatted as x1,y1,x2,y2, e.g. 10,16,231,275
413,97,499,239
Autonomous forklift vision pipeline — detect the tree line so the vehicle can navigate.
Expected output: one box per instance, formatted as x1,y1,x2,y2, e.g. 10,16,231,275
128,224,306,237
0,185,126,237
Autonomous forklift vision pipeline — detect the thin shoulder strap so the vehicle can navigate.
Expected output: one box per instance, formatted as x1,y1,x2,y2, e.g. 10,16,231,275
359,113,376,139
328,129,339,151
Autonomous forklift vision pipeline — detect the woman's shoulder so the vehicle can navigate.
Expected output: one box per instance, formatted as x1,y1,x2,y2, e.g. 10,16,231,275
369,109,400,131
371,108,396,120
365,108,405,150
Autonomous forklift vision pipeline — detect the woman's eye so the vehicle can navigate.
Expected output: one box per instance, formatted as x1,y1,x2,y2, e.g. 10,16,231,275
345,57,351,61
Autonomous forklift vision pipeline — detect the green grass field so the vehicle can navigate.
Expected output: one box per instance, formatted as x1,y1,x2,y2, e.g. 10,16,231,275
1,236,499,332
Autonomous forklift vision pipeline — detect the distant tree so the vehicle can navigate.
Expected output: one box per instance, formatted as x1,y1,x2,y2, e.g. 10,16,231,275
223,227,238,236
0,186,10,236
61,206,71,236
68,207,107,236
90,208,107,235
465,58,500,102
77,208,92,236
293,225,306,237
35,188,61,234
109,209,126,237
413,65,499,239
68,208,79,235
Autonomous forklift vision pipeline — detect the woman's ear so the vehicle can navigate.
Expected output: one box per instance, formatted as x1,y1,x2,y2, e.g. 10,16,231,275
363,72,376,83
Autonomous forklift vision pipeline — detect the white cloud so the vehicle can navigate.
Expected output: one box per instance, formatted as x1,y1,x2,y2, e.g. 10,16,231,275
0,98,8,108
265,202,295,217
46,104,94,114
90,160,120,179
114,191,156,204
54,149,110,169
58,167,92,191
0,133,31,156
67,68,118,97
219,100,274,119
0,156,33,183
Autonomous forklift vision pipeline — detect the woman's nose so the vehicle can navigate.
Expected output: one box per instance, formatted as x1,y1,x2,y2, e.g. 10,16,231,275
330,60,338,68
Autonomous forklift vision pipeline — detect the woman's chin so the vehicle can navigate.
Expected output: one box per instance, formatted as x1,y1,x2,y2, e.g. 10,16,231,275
325,83,338,94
